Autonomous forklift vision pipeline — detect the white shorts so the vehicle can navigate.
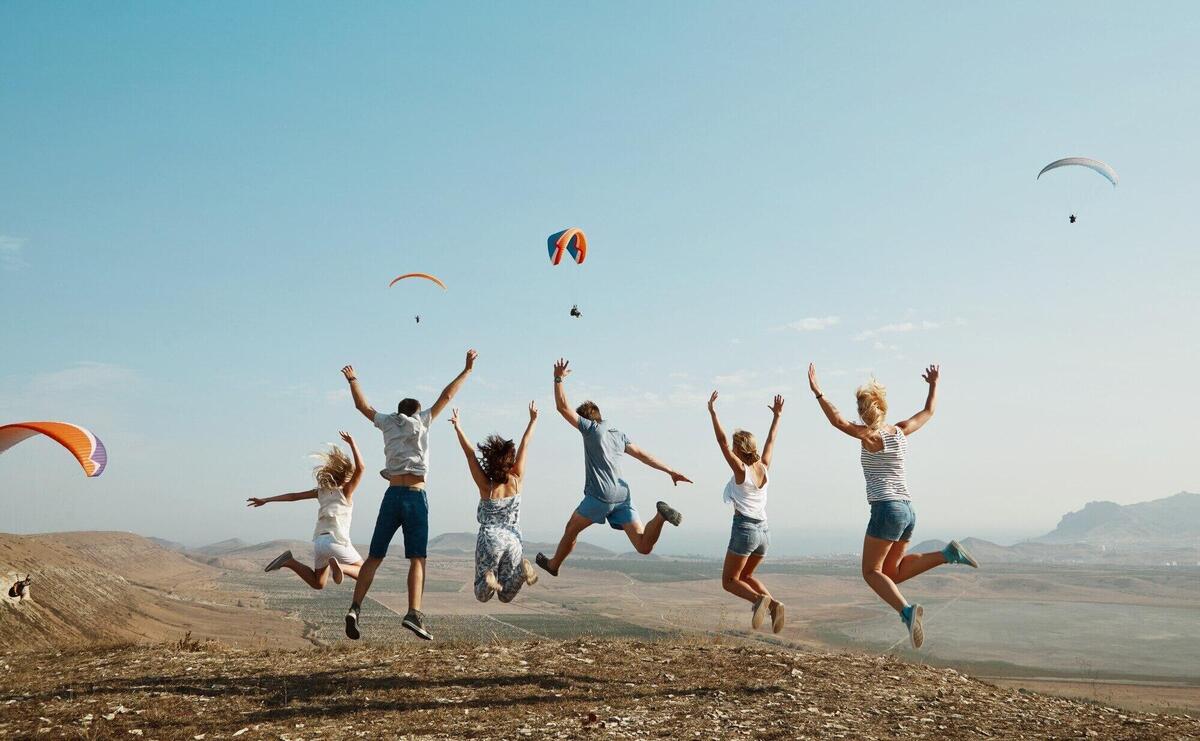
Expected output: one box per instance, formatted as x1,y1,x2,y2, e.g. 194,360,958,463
312,534,363,569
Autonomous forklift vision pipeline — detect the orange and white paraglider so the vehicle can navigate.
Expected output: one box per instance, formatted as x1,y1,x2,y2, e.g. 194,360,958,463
547,228,587,266
0,421,107,477
388,273,447,290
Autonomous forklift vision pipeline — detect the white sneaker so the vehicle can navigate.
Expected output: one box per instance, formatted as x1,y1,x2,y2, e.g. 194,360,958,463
751,595,770,630
522,558,539,586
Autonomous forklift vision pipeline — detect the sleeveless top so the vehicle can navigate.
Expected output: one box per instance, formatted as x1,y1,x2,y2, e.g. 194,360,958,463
477,490,522,535
723,465,768,520
860,427,909,503
313,487,353,544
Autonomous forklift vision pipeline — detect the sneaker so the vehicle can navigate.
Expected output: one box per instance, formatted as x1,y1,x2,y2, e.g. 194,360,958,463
656,501,683,527
751,595,770,630
942,540,979,568
264,550,292,573
769,600,786,634
535,552,559,577
902,604,925,649
522,558,539,586
345,605,361,640
402,609,433,641
484,570,502,593
329,558,344,585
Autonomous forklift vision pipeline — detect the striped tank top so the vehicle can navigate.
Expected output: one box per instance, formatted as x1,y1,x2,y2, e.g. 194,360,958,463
860,427,909,503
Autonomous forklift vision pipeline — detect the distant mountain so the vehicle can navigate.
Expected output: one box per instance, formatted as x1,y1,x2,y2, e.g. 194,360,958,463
194,537,251,556
147,536,188,552
1033,492,1200,546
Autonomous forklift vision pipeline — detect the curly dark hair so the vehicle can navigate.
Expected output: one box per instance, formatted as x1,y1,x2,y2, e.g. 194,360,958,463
477,434,517,485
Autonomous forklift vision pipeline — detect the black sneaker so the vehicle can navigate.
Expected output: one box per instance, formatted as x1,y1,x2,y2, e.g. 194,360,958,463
535,552,559,577
402,609,432,641
345,606,361,640
656,501,683,527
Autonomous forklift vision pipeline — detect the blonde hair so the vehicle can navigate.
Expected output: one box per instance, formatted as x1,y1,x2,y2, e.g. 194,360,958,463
313,445,355,489
856,378,889,430
731,430,760,464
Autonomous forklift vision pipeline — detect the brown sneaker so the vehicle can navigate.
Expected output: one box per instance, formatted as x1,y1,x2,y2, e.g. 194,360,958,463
769,600,786,634
264,550,292,572
751,595,770,630
522,558,539,586
535,552,559,577
329,558,344,585
484,570,502,593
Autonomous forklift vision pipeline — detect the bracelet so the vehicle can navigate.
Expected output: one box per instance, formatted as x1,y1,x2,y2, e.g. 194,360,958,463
554,377,563,383
815,394,824,400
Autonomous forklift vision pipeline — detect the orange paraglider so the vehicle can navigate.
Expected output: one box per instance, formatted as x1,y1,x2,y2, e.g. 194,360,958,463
547,229,587,266
0,421,107,477
388,273,447,290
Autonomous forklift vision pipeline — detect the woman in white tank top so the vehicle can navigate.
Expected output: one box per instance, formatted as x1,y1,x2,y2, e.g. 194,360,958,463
708,391,786,633
247,431,366,590
808,364,978,650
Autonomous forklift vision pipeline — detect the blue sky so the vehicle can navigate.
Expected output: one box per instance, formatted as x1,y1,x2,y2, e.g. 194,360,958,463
2,2,1198,553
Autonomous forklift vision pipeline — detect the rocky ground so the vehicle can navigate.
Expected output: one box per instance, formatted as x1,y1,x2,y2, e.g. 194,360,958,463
1,638,1196,739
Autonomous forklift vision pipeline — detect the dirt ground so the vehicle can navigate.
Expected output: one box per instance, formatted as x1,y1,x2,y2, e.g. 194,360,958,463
2,639,1197,740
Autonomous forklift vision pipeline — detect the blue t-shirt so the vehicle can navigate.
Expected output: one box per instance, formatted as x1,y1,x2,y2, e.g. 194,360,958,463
579,418,631,503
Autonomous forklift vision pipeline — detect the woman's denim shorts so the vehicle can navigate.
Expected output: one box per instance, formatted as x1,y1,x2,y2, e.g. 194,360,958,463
728,512,769,557
866,499,916,542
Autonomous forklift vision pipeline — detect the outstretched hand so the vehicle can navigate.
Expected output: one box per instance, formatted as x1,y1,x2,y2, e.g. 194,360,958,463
528,401,538,420
922,364,940,385
554,358,572,380
669,471,693,486
449,408,461,427
807,363,823,396
464,349,478,371
708,390,718,410
769,394,785,416
338,430,354,445
246,497,268,508
341,365,357,382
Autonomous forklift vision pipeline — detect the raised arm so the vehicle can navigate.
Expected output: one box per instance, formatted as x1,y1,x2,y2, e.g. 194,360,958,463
342,365,376,422
808,364,870,440
448,408,490,492
707,391,744,476
246,488,317,508
624,442,693,486
897,364,939,437
339,431,365,499
513,401,538,479
428,349,477,420
553,358,581,427
761,394,785,468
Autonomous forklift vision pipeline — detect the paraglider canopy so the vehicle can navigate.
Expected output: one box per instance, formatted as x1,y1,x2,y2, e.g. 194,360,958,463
1037,157,1118,187
547,229,587,266
0,422,107,477
388,273,447,290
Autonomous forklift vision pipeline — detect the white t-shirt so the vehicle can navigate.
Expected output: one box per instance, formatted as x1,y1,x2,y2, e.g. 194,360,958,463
723,465,769,520
374,408,434,478
313,487,353,545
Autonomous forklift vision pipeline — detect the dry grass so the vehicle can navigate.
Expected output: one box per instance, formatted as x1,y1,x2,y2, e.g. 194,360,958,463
2,638,1197,739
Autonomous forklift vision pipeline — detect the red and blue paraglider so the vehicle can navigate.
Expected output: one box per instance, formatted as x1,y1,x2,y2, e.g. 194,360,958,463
547,228,587,266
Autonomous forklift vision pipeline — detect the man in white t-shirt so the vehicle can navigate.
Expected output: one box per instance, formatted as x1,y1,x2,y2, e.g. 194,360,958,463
339,349,477,641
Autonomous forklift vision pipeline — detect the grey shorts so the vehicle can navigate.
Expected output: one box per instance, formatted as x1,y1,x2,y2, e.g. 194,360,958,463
728,513,769,557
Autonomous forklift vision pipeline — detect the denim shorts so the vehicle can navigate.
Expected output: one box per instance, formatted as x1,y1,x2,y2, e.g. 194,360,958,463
866,499,916,542
576,494,640,530
728,513,769,557
369,486,429,559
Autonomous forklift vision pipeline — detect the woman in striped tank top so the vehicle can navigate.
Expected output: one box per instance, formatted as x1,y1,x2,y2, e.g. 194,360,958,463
808,363,978,649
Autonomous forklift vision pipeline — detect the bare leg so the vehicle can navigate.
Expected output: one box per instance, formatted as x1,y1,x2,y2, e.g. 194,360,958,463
351,556,383,606
861,535,908,613
721,551,761,603
885,544,947,584
282,559,328,590
339,561,363,581
547,512,594,571
407,557,425,612
623,513,666,555
739,554,771,601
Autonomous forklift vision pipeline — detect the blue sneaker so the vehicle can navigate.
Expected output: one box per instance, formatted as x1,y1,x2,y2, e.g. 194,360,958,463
942,540,978,568
901,604,924,649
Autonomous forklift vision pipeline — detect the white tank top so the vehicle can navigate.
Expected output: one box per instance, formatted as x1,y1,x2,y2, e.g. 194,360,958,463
723,464,768,520
313,487,353,545
861,427,910,503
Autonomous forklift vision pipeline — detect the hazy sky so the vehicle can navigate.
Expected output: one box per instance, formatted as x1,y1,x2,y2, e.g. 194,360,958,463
2,2,1197,553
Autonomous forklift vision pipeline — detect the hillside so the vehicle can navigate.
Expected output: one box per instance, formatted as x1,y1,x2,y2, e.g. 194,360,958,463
1036,491,1200,545
1,639,1195,739
0,532,308,650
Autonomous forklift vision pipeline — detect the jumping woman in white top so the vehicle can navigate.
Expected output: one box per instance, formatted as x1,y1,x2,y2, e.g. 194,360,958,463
708,391,786,633
808,364,977,649
247,431,366,590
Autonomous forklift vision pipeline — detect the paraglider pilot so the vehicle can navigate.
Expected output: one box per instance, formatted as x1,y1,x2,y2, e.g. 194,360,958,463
570,305,582,318
1069,214,1077,224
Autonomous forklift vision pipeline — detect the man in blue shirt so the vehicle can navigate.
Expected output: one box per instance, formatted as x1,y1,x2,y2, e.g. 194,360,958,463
536,358,692,576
